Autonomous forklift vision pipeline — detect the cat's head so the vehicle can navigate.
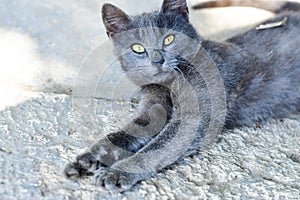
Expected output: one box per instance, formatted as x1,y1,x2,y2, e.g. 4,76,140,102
101,0,200,86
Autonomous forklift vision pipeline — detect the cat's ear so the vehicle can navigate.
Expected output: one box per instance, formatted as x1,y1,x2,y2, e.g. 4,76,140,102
161,0,189,20
101,3,131,37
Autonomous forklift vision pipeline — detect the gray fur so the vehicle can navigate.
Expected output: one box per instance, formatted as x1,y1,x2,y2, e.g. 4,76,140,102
65,0,300,191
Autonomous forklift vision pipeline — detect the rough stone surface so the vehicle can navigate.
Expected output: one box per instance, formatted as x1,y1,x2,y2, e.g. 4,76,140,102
0,0,299,199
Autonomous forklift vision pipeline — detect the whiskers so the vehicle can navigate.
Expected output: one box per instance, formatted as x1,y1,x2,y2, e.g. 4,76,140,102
173,61,194,78
174,66,185,78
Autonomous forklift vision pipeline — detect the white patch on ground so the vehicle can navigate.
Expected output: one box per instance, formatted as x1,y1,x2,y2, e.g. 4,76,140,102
0,28,77,110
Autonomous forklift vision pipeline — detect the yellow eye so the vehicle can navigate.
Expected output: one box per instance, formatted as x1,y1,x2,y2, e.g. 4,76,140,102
164,34,175,46
131,44,145,54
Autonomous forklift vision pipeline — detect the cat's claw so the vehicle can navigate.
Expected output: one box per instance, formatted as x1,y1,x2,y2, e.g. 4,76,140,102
94,169,139,191
64,152,99,178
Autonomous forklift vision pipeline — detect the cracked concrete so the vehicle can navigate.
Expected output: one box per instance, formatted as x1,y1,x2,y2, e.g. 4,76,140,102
0,0,299,199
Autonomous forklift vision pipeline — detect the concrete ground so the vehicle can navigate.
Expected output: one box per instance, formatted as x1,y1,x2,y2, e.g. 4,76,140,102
0,0,299,199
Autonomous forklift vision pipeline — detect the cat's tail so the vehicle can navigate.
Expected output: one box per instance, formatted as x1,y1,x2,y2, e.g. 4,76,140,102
192,0,300,14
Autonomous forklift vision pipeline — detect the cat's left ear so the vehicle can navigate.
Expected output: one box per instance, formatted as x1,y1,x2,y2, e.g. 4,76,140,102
101,3,131,38
161,0,189,20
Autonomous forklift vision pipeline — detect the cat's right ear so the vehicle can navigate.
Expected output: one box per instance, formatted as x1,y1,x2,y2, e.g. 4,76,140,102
161,0,189,20
101,3,131,38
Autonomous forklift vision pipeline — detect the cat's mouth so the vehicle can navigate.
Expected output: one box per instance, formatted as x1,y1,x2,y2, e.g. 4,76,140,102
153,64,178,76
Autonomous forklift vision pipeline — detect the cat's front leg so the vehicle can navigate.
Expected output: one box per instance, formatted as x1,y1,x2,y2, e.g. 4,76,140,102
65,114,168,179
94,116,205,191
91,79,213,191
64,133,137,179
64,133,161,180
64,85,173,179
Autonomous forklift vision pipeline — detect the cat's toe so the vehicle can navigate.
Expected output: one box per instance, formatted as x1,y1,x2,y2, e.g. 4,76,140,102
94,169,134,191
76,152,98,170
64,152,99,178
64,162,81,178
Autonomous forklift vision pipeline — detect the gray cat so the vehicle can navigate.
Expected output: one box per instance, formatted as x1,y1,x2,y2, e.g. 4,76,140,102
64,0,300,191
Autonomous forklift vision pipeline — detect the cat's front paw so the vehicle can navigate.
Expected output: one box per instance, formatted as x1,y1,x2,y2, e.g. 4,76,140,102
64,152,99,178
94,168,143,191
64,136,126,179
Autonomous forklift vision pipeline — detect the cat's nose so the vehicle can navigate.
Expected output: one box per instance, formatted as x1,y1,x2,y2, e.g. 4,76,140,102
150,49,165,65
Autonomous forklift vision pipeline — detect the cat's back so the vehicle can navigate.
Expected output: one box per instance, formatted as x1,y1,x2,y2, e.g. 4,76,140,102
228,12,300,65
